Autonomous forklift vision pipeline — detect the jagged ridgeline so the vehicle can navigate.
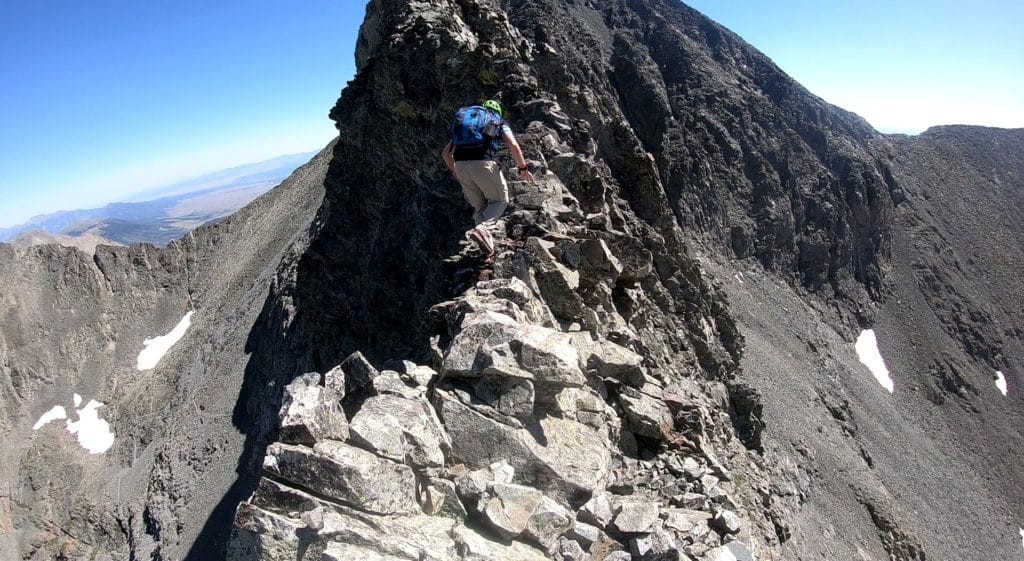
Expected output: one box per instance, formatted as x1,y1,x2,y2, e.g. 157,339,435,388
3,0,1022,560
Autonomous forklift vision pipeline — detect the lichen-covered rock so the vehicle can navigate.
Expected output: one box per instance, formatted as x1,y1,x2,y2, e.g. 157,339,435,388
262,441,418,515
277,372,348,445
348,393,449,468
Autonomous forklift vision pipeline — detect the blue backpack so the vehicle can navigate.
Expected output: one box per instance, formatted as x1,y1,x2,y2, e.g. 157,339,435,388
450,106,502,150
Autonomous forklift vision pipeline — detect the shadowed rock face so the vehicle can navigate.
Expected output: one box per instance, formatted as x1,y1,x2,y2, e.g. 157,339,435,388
2,1,1022,560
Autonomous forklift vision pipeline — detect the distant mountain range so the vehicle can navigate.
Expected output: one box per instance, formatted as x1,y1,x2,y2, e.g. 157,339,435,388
0,151,317,246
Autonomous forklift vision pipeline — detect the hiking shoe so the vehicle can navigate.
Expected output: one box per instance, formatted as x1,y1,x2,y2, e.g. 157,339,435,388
468,225,495,255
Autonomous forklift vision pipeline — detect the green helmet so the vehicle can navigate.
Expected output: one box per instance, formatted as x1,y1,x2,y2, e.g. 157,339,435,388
483,99,503,117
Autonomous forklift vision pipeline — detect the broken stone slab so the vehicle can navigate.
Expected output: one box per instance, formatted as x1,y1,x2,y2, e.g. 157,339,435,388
452,524,550,561
705,541,757,561
612,501,660,534
571,332,645,387
602,551,633,561
262,441,418,515
372,369,423,399
556,537,588,561
578,238,624,280
250,477,319,515
568,520,602,550
437,390,612,502
710,510,742,535
482,482,545,539
662,508,713,534
277,372,349,445
676,492,708,510
321,543,407,561
629,523,681,560
227,503,304,561
578,492,615,529
619,386,672,439
324,364,347,398
317,507,459,560
441,310,521,377
477,324,586,387
473,277,557,327
348,393,449,468
519,237,588,323
524,495,574,550
400,362,438,388
423,477,467,519
339,350,379,394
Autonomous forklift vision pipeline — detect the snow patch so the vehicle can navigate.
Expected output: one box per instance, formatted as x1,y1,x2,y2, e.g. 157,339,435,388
32,397,115,454
995,371,1008,396
856,329,894,393
137,310,194,370
65,399,115,454
33,406,68,430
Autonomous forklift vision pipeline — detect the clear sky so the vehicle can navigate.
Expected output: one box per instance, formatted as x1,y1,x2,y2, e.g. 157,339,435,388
686,0,1024,135
2,1,1022,228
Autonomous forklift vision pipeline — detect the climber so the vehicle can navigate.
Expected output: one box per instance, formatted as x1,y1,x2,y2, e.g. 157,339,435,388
442,99,534,255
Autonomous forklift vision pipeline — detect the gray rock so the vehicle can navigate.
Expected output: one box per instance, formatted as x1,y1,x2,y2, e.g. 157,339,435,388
662,508,713,534
348,394,449,468
438,390,612,500
321,543,407,561
262,441,418,515
474,373,536,418
424,477,467,519
339,350,380,394
619,387,671,439
482,482,545,539
478,324,586,387
324,364,347,398
372,369,422,399
711,510,742,535
705,541,757,561
582,336,646,387
525,495,574,549
403,363,438,387
277,372,348,445
227,503,303,561
442,310,521,377
677,492,709,510
613,501,661,534
603,551,634,561
556,537,588,561
568,520,602,549
578,492,615,528
453,524,550,561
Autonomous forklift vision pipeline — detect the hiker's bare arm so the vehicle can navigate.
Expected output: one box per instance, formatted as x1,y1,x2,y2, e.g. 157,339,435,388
442,142,456,175
503,130,534,182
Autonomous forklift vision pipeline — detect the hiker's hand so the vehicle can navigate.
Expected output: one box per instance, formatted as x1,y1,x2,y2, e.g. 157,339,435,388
518,168,535,183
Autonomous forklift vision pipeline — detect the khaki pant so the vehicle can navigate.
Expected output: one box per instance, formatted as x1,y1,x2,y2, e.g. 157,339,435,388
455,160,509,224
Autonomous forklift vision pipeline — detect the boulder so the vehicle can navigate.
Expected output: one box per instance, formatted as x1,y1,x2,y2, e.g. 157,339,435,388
613,501,660,534
453,524,550,561
662,508,713,534
442,310,521,377
339,351,379,394
277,372,348,445
348,394,449,468
482,482,545,539
372,369,423,399
619,387,672,439
438,390,612,501
578,492,615,528
525,495,574,550
227,503,303,561
572,333,646,387
711,510,742,535
262,441,418,515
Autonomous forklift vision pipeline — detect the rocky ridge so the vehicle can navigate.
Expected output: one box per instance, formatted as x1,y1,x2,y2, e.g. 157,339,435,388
228,173,777,560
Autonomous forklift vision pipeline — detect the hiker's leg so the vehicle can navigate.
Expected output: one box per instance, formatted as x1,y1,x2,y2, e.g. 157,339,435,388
455,161,487,223
476,160,509,223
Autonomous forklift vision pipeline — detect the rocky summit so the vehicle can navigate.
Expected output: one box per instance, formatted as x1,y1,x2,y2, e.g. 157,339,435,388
2,1,1022,560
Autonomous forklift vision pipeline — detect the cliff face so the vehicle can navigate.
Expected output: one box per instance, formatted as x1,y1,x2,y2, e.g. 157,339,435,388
1,1,1021,560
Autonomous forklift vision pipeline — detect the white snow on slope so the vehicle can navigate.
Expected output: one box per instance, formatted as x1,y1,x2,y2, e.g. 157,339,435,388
856,329,894,393
137,310,194,370
995,371,1008,396
32,405,68,430
65,399,115,454
32,396,115,454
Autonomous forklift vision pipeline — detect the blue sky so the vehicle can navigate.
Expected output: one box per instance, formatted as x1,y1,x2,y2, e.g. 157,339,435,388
1,1,1022,228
